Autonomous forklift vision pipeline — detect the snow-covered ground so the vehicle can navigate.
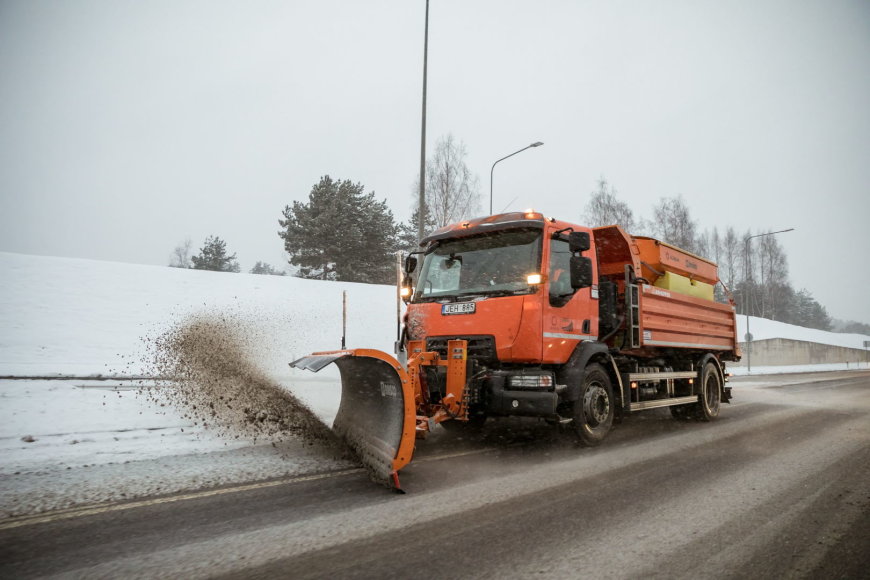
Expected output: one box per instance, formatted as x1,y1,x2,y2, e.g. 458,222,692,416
1,251,868,517
0,251,398,378
731,313,870,375
1,251,392,516
735,315,869,351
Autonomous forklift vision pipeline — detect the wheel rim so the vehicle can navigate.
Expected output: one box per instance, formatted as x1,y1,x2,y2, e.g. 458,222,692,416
583,383,610,427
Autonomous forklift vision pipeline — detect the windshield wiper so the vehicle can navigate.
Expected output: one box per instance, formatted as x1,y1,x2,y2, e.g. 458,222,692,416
415,287,530,304
453,288,527,299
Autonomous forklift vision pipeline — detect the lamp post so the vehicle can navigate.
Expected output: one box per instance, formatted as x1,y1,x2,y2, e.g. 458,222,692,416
743,228,794,373
489,141,543,215
417,0,429,243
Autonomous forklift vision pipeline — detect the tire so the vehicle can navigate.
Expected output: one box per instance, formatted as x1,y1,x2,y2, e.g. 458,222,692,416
694,362,722,421
573,363,614,446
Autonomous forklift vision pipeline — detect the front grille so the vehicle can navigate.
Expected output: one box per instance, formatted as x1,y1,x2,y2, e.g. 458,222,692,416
426,335,496,363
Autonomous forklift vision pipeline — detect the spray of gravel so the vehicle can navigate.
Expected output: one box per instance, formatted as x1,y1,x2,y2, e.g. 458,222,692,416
142,312,346,454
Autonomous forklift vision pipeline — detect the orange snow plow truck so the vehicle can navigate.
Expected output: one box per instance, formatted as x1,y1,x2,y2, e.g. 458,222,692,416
291,211,740,490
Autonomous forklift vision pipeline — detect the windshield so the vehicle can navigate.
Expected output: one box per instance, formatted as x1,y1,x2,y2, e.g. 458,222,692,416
413,228,542,302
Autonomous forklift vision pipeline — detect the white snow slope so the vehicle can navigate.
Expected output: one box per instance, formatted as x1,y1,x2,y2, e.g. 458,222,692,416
1,251,868,516
0,251,397,378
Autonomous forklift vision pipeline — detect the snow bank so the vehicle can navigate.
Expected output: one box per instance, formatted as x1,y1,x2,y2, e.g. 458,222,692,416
729,362,869,376
1,251,400,516
0,251,399,379
736,315,870,351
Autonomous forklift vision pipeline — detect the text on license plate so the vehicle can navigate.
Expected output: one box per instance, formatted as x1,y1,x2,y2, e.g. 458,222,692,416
442,302,476,315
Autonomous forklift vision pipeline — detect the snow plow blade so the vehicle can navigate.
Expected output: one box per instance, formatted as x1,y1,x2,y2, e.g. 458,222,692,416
290,349,416,490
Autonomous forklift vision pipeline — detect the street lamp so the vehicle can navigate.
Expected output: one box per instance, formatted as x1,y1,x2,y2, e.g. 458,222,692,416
743,228,794,373
417,0,430,243
489,141,544,215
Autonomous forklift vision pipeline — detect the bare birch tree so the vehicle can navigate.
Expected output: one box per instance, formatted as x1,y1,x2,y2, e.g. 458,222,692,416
650,195,698,252
169,237,193,268
758,234,789,319
582,176,636,231
423,134,481,227
718,226,740,290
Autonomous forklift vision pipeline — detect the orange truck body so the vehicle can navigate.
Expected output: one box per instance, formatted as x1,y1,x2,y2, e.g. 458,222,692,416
405,214,740,362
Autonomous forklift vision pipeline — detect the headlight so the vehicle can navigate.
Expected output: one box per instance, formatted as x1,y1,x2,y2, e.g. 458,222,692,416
508,374,554,388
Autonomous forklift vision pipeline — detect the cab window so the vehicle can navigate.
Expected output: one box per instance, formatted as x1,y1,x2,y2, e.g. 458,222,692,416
549,238,573,306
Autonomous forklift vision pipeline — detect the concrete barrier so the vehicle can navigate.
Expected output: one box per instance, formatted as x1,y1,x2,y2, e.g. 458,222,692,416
734,338,870,367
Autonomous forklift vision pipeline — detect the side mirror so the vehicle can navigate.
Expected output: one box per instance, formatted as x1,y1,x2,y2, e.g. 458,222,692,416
570,256,593,289
404,255,418,274
568,231,590,253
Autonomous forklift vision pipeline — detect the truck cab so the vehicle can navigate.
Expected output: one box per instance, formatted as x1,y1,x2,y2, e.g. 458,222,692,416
403,211,609,423
407,211,599,366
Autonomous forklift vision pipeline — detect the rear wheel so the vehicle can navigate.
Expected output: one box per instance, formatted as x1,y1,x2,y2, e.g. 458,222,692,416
694,362,722,421
573,364,614,446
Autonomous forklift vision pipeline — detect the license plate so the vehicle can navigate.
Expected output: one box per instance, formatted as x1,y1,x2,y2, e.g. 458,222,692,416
442,302,476,315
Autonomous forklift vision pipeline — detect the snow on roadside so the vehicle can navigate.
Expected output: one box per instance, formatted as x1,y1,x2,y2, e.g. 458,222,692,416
736,315,870,350
0,378,353,518
0,251,398,379
0,251,398,517
729,362,870,376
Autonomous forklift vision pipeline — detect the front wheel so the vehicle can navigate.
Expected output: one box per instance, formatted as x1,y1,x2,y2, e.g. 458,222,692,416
694,362,722,421
573,364,614,446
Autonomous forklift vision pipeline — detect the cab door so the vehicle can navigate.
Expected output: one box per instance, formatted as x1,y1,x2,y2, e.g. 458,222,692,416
541,232,599,364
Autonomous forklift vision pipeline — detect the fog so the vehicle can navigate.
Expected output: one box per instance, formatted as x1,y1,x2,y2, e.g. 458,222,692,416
1,0,868,321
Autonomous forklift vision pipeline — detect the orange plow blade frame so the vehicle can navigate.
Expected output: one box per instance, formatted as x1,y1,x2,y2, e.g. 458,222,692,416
289,349,417,489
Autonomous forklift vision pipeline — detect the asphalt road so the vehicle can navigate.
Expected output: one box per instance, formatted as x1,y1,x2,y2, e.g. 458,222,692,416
1,371,868,579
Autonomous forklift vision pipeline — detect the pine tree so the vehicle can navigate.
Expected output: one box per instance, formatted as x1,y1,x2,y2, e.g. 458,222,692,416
190,236,241,273
397,207,438,254
278,176,398,284
250,261,284,275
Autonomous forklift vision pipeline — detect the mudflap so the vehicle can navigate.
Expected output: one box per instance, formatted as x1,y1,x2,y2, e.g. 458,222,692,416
290,349,416,490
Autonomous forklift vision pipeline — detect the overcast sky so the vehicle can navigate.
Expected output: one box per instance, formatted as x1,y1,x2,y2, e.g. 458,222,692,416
1,0,869,323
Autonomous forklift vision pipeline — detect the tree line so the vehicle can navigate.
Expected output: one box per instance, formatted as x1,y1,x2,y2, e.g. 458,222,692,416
169,236,283,276
582,177,832,331
168,138,860,332
170,134,479,282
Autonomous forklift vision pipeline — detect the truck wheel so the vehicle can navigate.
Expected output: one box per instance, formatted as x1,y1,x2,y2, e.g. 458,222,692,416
573,364,614,446
694,362,721,421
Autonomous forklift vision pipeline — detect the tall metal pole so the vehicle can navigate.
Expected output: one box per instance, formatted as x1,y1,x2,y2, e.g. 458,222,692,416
743,228,794,373
489,141,543,215
395,251,403,341
417,0,429,243
341,290,347,350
